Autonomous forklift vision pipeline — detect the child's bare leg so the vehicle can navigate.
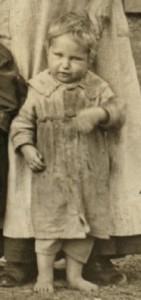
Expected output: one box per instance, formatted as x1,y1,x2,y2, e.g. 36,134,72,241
34,253,55,295
66,255,99,294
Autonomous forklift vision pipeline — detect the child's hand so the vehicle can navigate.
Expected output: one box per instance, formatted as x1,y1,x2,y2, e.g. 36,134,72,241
20,145,46,172
75,107,108,134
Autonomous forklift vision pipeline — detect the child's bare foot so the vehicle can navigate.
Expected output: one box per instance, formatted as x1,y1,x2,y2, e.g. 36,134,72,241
34,278,54,295
68,277,99,295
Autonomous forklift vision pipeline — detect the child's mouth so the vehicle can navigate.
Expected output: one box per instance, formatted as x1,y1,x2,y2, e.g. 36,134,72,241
59,71,71,76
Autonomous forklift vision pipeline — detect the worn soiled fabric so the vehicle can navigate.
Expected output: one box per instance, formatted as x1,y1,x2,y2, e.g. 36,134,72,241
3,0,141,238
11,70,121,239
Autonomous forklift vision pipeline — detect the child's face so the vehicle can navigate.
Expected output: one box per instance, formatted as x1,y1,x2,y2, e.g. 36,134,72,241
47,33,88,83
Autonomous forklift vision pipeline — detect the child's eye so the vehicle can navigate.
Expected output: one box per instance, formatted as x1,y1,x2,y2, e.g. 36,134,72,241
71,56,83,61
54,52,63,57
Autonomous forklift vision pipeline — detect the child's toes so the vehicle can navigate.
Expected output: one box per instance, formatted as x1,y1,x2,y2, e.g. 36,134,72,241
34,281,54,294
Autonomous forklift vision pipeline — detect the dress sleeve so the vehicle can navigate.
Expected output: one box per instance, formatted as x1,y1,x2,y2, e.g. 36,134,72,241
11,87,37,150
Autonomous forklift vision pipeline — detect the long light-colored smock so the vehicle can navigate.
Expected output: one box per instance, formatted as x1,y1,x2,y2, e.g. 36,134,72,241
11,70,121,239
2,0,141,238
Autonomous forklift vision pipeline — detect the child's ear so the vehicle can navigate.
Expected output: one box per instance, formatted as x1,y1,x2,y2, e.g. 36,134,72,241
43,41,49,54
43,42,49,67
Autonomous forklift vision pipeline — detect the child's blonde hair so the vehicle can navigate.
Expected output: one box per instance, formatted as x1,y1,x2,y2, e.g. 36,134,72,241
46,12,98,64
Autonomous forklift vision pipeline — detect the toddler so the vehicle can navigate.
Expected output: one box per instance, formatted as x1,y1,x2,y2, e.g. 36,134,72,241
11,13,124,295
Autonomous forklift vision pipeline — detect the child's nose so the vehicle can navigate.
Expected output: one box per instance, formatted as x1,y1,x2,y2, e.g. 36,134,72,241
62,58,70,69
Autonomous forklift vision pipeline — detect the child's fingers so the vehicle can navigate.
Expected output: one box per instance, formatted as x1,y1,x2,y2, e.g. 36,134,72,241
30,163,46,172
37,152,44,161
34,160,46,170
29,156,46,171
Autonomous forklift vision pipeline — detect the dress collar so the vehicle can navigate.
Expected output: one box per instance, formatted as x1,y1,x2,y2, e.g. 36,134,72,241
29,69,108,99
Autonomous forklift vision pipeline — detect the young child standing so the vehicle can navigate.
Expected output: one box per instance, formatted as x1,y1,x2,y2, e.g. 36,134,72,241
11,13,124,295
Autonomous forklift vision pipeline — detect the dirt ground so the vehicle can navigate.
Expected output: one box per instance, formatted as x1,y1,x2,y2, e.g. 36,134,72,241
0,255,141,300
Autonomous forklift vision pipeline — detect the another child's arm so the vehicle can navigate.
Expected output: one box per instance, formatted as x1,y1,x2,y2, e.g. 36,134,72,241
0,44,27,133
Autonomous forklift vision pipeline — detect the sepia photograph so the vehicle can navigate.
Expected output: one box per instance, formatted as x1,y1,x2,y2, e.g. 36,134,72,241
0,1,141,299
